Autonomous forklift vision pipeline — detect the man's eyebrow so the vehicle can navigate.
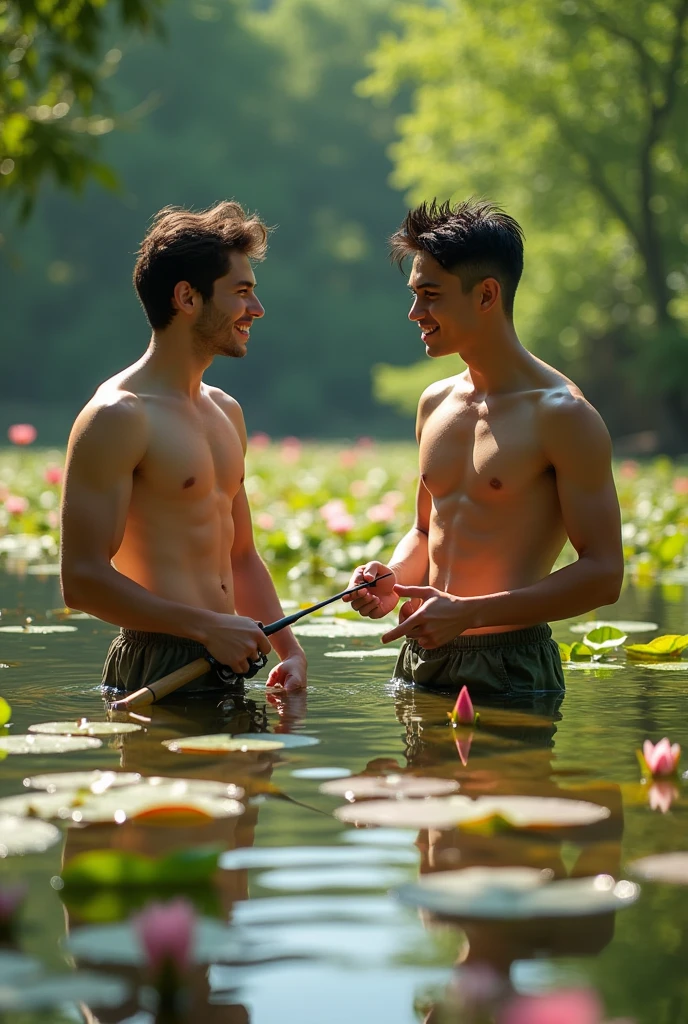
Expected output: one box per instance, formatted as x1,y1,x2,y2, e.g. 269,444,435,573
234,280,256,289
408,280,441,291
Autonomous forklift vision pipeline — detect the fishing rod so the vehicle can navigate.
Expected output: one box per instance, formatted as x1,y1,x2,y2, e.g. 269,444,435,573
109,572,392,711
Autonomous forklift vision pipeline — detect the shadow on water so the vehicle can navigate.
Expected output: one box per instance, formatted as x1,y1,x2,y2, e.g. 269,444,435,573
0,570,687,1023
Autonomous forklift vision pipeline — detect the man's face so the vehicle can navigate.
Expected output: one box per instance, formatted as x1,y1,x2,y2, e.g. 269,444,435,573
407,252,481,359
194,251,265,358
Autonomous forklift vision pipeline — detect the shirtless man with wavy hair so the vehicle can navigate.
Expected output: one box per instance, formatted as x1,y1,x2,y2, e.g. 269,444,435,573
345,198,623,698
61,202,306,694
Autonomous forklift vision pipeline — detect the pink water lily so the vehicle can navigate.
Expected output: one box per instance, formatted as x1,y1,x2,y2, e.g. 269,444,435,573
44,464,63,486
449,686,477,727
133,899,195,977
499,988,603,1024
8,423,36,445
0,883,27,923
642,738,681,778
648,782,678,814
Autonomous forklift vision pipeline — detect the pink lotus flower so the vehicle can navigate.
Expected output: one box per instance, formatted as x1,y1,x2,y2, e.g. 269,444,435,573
449,686,477,727
499,988,603,1024
134,899,195,977
340,449,357,468
674,476,688,495
642,738,681,778
382,490,404,508
256,512,275,531
455,731,473,766
0,883,27,923
648,781,678,814
619,460,639,480
328,513,356,535
5,495,29,515
367,503,395,523
44,464,63,486
8,423,37,445
281,436,301,463
320,499,347,521
250,431,271,450
350,480,368,499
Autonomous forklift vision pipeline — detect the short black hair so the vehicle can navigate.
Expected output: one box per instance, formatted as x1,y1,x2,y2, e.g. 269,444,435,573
390,198,524,317
134,201,269,329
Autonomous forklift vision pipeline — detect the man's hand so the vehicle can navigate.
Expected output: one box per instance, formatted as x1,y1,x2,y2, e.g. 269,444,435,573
266,652,308,692
342,561,399,619
381,585,476,648
203,614,272,676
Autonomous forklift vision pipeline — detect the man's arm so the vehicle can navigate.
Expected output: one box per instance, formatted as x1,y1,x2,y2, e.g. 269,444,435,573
215,393,306,690
60,396,269,675
383,397,624,647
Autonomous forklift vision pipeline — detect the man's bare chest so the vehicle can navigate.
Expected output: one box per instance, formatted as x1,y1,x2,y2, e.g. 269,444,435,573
133,402,244,503
420,398,549,504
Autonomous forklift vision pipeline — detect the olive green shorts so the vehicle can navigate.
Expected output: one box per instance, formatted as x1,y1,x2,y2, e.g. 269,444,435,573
102,629,217,693
393,623,565,698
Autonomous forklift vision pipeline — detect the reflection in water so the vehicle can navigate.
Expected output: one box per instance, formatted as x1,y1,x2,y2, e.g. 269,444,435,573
0,571,686,1024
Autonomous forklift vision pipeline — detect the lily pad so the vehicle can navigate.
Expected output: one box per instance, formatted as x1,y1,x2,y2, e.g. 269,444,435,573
28,720,142,736
24,770,142,792
641,662,688,672
342,828,418,846
320,775,460,800
563,662,625,671
291,767,351,780
628,852,688,885
164,734,286,753
334,794,610,830
324,648,402,658
257,865,411,891
292,618,389,638
0,814,61,856
68,918,252,966
3,778,244,824
0,697,11,725
0,624,77,634
62,844,223,887
570,620,658,634
396,867,639,919
0,969,129,1011
582,626,627,652
625,634,688,661
233,732,319,749
220,845,418,870
0,734,102,754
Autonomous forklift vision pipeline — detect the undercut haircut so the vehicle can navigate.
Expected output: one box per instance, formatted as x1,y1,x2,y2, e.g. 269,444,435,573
134,201,269,329
390,198,525,317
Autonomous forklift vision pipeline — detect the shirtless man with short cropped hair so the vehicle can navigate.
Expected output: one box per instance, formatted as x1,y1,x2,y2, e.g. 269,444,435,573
61,202,306,693
344,199,623,697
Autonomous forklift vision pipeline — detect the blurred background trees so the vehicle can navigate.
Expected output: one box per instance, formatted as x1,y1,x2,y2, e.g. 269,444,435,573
1,0,687,451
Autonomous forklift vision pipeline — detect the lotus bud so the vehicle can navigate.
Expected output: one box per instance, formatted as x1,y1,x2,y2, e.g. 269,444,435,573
639,738,681,779
449,686,478,727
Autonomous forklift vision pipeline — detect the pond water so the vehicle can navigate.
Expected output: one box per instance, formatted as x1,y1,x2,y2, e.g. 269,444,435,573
1,569,687,1024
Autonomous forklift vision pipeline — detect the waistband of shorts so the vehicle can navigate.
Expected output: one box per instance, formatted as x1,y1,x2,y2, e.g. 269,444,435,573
410,624,552,653
118,628,206,651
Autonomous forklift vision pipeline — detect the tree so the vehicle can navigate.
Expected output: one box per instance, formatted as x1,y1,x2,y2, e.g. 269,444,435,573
361,0,688,451
0,0,165,214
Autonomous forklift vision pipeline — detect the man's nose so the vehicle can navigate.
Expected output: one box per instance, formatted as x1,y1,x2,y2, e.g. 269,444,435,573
250,295,265,319
408,297,423,322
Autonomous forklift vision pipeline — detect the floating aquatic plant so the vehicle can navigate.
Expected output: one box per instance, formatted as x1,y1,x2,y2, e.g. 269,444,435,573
637,738,681,779
625,634,688,661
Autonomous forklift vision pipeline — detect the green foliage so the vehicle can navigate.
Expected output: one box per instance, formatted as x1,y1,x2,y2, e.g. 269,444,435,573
625,633,688,659
373,355,463,417
360,0,688,449
0,0,166,214
61,843,222,887
583,625,628,651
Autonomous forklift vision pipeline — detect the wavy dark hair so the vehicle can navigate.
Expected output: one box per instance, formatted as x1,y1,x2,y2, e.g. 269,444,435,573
390,198,524,317
134,201,269,329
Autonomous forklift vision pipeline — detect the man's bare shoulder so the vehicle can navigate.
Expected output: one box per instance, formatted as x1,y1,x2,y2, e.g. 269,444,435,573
204,385,246,442
69,383,148,460
536,375,611,461
418,371,466,421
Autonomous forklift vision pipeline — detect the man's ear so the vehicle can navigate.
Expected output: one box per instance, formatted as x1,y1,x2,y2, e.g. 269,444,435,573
172,280,198,317
477,276,501,313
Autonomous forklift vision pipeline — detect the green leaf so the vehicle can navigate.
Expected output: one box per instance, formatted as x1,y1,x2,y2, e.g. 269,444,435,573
625,634,688,661
582,626,627,652
0,698,11,726
558,642,571,662
62,844,223,888
569,642,594,660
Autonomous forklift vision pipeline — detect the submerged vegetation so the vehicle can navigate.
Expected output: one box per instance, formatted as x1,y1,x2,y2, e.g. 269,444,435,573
0,442,687,583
